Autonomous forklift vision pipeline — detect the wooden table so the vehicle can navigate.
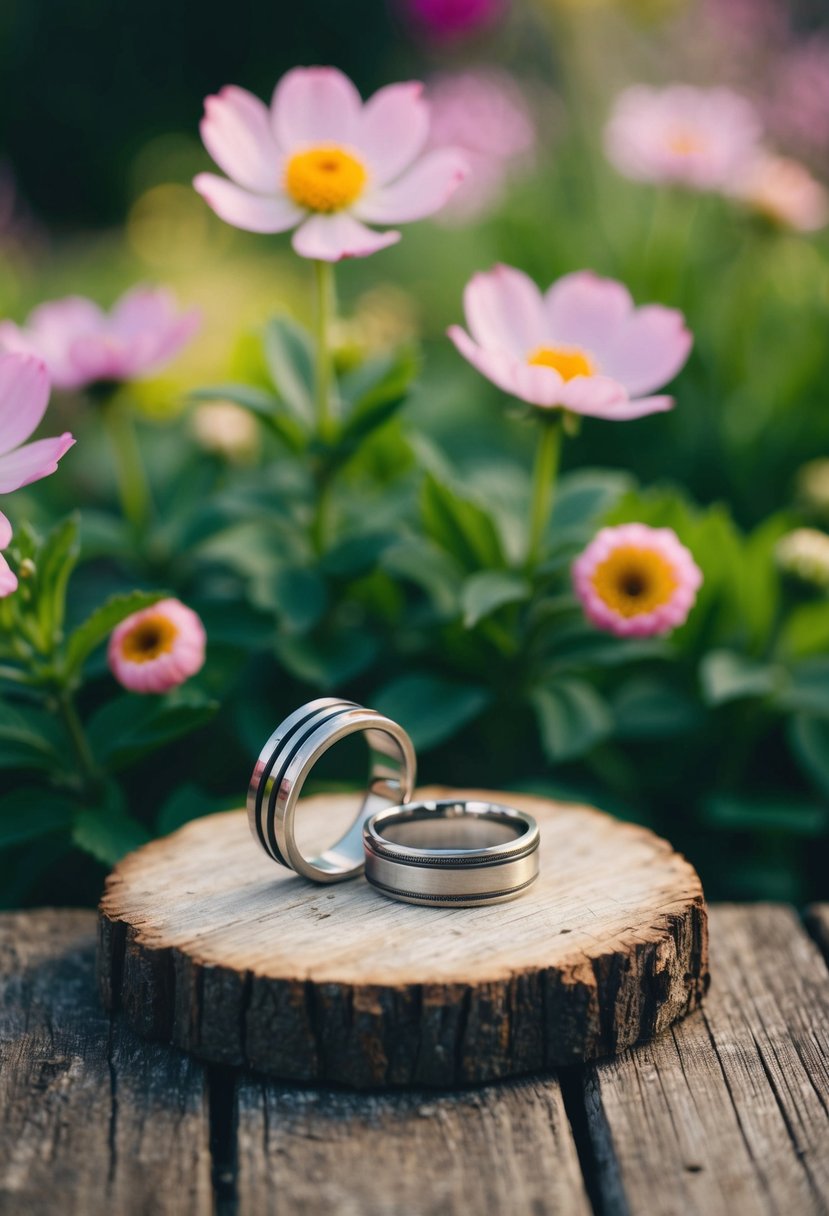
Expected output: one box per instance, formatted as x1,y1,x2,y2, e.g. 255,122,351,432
1,904,828,1215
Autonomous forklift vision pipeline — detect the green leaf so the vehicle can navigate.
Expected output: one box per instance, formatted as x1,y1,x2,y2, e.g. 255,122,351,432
461,571,531,628
87,692,219,772
779,659,829,716
0,702,64,772
156,784,238,836
381,537,464,617
612,677,702,739
372,674,491,751
789,715,829,798
777,601,829,662
421,474,504,572
35,514,81,645
191,383,305,450
336,346,418,452
64,590,168,677
699,650,781,706
321,532,397,578
551,470,634,531
703,792,828,837
531,680,613,762
0,789,76,848
262,316,315,427
274,630,379,687
72,785,150,865
266,566,328,633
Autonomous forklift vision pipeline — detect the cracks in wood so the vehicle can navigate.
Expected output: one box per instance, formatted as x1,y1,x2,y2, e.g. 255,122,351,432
559,1066,611,1216
106,1019,119,1189
208,1066,239,1216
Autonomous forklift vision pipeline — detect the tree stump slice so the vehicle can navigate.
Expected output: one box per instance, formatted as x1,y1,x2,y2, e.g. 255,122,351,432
98,787,708,1089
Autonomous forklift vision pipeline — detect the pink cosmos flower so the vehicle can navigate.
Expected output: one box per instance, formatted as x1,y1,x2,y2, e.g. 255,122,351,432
572,524,702,638
605,85,762,191
193,67,468,262
448,265,692,420
0,353,75,597
730,153,828,232
426,70,535,223
0,287,201,392
108,598,206,694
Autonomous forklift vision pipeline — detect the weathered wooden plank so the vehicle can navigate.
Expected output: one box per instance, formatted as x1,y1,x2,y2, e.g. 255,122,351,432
806,904,829,962
0,909,212,1216
584,904,829,1216
235,1075,591,1216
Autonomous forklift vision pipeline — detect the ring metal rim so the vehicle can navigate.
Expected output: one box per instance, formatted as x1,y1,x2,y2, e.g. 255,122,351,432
363,799,540,907
248,700,416,884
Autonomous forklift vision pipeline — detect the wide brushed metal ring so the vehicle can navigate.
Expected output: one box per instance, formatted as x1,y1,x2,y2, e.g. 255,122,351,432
247,699,416,883
363,799,540,907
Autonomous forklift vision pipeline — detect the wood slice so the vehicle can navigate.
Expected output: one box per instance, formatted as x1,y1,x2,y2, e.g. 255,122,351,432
98,787,708,1089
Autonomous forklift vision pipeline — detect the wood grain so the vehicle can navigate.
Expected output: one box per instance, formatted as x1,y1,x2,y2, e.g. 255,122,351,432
806,903,829,962
0,909,212,1216
235,1075,591,1216
584,904,829,1216
98,786,708,1088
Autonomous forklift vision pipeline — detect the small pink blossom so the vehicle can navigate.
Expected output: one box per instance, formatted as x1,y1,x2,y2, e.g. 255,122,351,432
401,0,507,44
0,353,75,597
426,70,535,222
0,287,201,392
193,67,468,262
731,153,828,232
573,524,702,638
108,598,206,694
605,85,762,191
448,265,692,420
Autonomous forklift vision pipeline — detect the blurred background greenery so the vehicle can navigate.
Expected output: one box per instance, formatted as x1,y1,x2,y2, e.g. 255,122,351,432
2,0,829,906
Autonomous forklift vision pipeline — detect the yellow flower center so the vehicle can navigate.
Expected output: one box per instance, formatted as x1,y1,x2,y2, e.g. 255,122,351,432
667,130,704,157
591,547,678,618
528,346,595,381
121,614,178,663
284,145,368,212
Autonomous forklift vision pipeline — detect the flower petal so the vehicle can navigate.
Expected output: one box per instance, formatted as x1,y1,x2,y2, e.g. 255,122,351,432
0,550,17,597
460,264,546,356
272,67,362,149
110,286,176,336
0,509,11,548
0,432,75,493
356,82,429,183
355,148,467,224
291,213,400,262
544,271,633,357
0,354,50,457
193,173,302,233
201,85,281,193
558,375,631,417
448,325,565,405
601,305,692,396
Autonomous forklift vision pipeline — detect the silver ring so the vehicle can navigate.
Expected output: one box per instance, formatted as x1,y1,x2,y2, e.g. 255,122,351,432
247,699,416,883
363,799,540,907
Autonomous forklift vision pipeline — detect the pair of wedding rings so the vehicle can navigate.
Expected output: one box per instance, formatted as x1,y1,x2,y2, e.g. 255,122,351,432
247,698,540,906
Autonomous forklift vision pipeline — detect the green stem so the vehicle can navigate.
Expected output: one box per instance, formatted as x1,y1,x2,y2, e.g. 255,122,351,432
313,259,335,440
56,688,100,796
526,415,563,571
101,399,151,534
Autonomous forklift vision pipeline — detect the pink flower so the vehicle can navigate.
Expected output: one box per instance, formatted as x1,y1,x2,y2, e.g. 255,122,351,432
108,598,206,694
0,287,201,392
605,85,762,191
425,70,535,223
401,0,507,42
730,153,828,232
766,38,829,168
193,67,468,262
448,265,692,420
0,353,75,597
573,524,702,638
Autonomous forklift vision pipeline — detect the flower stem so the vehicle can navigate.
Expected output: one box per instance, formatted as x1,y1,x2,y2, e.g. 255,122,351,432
101,398,151,534
313,259,335,440
56,687,100,797
526,414,563,571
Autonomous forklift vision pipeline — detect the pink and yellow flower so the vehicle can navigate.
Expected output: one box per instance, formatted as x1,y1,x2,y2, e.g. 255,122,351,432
193,67,468,262
573,523,702,638
448,265,692,419
0,353,75,596
0,287,200,392
605,85,762,191
108,598,206,694
730,153,828,232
